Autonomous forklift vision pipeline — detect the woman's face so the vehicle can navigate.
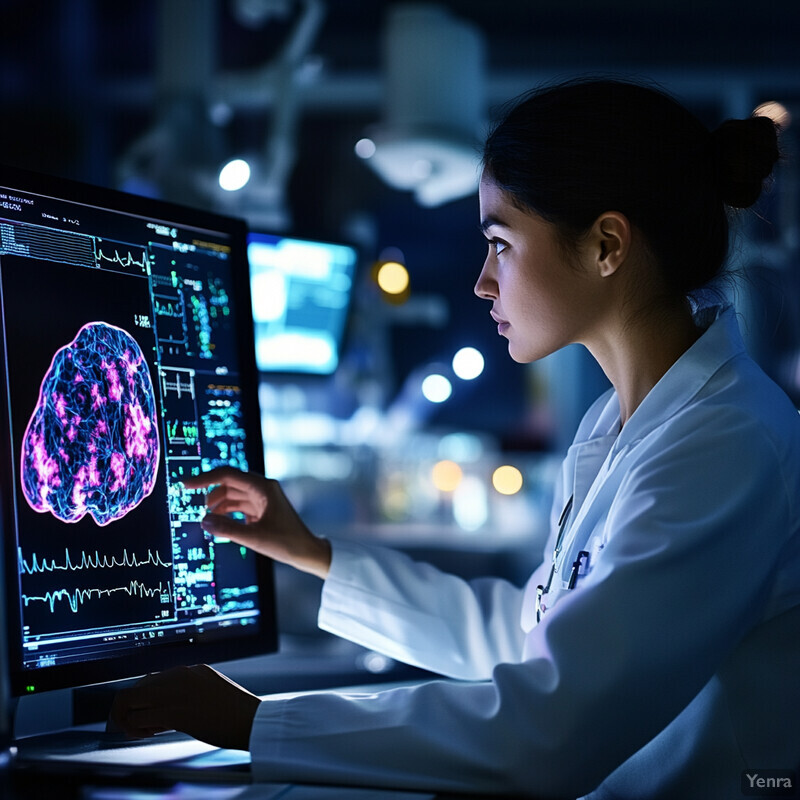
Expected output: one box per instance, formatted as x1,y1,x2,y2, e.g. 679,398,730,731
474,176,601,363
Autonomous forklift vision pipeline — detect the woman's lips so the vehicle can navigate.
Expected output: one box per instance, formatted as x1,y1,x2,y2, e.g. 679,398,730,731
491,312,509,335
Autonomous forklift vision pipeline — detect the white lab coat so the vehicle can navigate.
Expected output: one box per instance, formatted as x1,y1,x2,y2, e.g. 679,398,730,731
250,305,800,798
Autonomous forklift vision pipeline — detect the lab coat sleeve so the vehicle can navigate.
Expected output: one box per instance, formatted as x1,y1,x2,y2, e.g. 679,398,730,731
318,540,541,680
249,412,797,798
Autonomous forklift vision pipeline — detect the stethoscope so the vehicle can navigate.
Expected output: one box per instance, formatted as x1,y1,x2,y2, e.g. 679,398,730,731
535,494,589,623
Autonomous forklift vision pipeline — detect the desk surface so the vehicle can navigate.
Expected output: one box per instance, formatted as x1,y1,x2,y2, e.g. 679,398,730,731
5,675,524,800
7,770,438,800
5,764,513,800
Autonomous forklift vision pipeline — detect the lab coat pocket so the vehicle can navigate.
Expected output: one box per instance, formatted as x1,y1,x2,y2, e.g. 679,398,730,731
583,533,606,582
556,534,603,601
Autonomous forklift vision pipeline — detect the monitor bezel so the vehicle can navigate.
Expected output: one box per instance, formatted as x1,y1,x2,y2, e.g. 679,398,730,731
0,165,278,697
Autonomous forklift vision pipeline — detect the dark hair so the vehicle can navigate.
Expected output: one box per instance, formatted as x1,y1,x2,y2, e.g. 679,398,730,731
482,78,780,298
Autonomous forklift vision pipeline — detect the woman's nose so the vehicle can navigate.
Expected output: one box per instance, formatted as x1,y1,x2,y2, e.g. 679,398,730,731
474,258,496,300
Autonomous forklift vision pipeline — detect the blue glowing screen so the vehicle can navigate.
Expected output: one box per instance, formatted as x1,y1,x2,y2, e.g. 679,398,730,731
248,232,357,375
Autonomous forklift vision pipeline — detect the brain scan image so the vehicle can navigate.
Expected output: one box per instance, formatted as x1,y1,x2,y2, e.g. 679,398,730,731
20,322,160,526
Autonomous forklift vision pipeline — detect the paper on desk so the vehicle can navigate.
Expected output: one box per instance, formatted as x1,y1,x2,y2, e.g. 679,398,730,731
48,737,224,765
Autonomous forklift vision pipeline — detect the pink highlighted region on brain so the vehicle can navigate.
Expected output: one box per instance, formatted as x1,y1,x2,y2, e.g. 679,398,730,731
21,322,160,526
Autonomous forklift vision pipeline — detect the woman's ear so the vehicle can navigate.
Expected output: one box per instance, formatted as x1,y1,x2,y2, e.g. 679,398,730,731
591,212,631,277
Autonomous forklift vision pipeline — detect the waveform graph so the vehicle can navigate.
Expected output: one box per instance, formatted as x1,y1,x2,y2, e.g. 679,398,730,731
21,577,174,637
95,239,149,275
161,366,195,401
161,367,202,459
19,322,161,526
19,545,172,575
155,298,185,319
24,580,172,615
19,544,175,637
152,285,188,349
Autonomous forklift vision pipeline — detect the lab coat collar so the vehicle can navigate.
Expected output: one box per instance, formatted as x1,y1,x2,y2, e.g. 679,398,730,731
615,303,744,450
562,435,617,524
551,305,744,573
556,305,743,531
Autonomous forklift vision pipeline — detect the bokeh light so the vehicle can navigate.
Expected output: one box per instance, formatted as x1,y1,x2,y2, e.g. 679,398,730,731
421,374,452,403
452,346,485,380
376,261,410,295
431,459,463,492
218,158,251,191
355,138,377,158
492,465,523,495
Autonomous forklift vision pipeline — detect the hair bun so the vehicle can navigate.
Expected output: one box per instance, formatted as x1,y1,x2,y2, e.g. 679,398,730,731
708,116,780,208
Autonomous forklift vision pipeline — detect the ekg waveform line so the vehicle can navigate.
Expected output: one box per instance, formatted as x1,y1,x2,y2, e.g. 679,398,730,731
19,547,172,575
96,246,148,270
23,580,173,614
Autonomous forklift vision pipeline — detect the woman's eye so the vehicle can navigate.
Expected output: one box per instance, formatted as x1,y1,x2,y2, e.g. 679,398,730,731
491,240,507,256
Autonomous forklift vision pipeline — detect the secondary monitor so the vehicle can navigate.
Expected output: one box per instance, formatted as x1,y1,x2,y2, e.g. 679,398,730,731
248,231,358,375
0,166,277,698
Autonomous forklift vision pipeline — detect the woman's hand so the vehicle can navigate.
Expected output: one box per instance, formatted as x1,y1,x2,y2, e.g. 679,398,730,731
107,664,259,750
182,467,331,579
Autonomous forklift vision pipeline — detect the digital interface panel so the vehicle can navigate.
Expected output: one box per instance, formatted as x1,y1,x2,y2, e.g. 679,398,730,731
248,232,357,375
0,169,274,694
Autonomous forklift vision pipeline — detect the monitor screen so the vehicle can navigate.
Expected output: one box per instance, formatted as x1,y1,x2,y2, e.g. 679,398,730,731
248,232,357,375
0,166,277,697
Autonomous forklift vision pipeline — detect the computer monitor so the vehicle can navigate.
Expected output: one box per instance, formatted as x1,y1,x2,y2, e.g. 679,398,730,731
0,166,277,699
248,231,358,375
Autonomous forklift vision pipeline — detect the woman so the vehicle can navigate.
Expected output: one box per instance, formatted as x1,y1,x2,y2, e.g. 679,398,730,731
110,79,800,798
